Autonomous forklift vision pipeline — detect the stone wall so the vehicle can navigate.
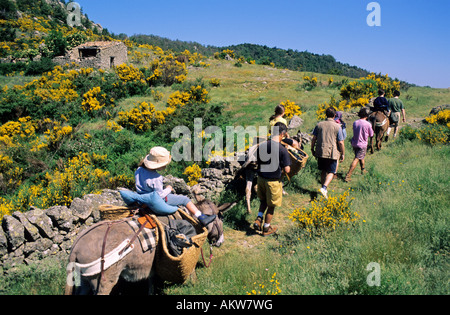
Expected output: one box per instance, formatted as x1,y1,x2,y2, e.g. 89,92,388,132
0,157,242,270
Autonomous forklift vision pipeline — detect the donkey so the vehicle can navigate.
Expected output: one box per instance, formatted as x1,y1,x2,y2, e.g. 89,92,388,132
370,111,389,154
64,200,235,295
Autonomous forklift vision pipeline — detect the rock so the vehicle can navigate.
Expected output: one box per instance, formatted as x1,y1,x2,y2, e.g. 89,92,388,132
202,168,223,180
70,197,92,221
163,175,191,195
0,227,8,257
71,190,125,222
25,208,55,239
429,104,450,116
288,115,304,129
24,238,53,257
46,206,73,232
12,211,40,241
2,215,25,250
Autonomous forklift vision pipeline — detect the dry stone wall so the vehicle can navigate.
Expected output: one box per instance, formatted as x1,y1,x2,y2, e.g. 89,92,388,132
0,157,242,270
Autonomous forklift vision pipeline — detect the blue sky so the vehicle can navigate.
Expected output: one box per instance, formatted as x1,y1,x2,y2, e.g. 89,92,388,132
77,0,450,88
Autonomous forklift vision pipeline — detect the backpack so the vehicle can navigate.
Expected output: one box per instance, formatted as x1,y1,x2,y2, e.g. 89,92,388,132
164,219,198,257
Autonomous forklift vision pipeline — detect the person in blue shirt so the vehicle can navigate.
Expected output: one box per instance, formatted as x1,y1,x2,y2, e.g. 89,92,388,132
372,89,390,116
135,147,216,226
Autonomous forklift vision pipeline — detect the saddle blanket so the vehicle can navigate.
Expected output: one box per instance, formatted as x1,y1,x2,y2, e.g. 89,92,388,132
125,217,157,253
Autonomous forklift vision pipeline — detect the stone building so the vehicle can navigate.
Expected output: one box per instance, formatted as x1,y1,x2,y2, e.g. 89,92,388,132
54,41,128,69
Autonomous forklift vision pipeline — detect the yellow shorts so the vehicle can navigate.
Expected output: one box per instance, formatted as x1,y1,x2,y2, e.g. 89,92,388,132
257,176,283,208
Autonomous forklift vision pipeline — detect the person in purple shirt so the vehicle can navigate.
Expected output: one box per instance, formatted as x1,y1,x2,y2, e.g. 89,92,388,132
345,107,374,182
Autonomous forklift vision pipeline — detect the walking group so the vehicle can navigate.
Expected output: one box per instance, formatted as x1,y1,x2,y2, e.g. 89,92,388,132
252,89,406,236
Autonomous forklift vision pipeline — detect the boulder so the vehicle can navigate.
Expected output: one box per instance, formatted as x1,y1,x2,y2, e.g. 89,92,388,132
71,189,126,222
0,227,8,257
2,215,25,250
163,175,191,195
12,211,40,241
429,104,450,116
70,197,92,221
46,206,73,232
288,115,304,129
25,208,55,239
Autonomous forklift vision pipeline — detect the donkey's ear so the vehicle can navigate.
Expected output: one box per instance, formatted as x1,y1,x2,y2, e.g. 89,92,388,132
217,202,237,213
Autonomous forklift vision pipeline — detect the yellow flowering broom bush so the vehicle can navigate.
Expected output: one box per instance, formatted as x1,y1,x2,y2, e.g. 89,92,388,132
81,86,108,114
425,109,450,127
117,101,156,133
280,100,302,119
317,73,401,120
400,109,450,145
183,164,202,186
8,152,110,212
288,191,360,237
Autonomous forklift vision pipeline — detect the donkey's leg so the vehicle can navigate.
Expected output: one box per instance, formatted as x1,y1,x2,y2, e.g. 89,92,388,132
95,267,123,295
245,179,253,214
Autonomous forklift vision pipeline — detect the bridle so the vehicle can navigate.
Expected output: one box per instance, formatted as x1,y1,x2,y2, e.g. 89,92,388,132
200,202,223,268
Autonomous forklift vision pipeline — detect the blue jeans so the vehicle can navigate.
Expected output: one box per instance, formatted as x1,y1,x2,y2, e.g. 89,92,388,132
165,194,191,207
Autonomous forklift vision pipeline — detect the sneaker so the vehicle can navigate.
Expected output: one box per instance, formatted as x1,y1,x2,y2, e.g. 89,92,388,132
253,217,263,231
319,187,328,199
263,225,278,237
198,214,216,226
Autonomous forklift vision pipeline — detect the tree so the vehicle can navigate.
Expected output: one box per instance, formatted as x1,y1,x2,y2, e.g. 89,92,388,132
0,0,17,19
45,30,68,58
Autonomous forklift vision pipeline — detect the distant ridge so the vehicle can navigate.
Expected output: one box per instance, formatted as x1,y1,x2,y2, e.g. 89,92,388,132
1,0,369,79
130,34,370,78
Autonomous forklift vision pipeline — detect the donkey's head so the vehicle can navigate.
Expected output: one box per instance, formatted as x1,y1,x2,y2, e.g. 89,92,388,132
194,199,236,247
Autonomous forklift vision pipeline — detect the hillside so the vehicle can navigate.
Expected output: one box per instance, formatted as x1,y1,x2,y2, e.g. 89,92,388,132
0,0,449,296
131,34,371,78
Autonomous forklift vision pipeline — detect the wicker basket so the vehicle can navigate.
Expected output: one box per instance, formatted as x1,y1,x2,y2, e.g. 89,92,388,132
98,205,137,221
286,147,309,179
152,210,208,284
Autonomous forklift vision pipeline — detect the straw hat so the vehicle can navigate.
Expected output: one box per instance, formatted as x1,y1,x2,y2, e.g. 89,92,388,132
143,147,172,170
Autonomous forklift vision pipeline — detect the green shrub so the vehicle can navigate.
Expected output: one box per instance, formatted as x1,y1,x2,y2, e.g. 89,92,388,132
25,57,56,76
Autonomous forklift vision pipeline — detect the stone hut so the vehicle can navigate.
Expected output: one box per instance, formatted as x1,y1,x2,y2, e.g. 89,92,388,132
54,41,128,69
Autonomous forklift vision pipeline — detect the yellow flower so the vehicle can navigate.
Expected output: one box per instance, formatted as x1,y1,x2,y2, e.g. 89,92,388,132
183,164,202,186
280,100,302,119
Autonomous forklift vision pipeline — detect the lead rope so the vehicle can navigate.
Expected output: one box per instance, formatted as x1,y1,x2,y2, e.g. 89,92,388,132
201,245,213,268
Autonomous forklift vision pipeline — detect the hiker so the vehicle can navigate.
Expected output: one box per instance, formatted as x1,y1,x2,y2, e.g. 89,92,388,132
345,108,374,182
334,111,347,179
253,122,291,236
269,104,288,128
386,90,406,141
135,147,216,226
269,104,299,149
311,107,345,199
334,111,347,140
372,89,390,116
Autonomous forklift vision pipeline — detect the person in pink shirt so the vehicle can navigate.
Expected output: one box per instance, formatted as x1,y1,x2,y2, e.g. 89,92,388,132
345,108,374,182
